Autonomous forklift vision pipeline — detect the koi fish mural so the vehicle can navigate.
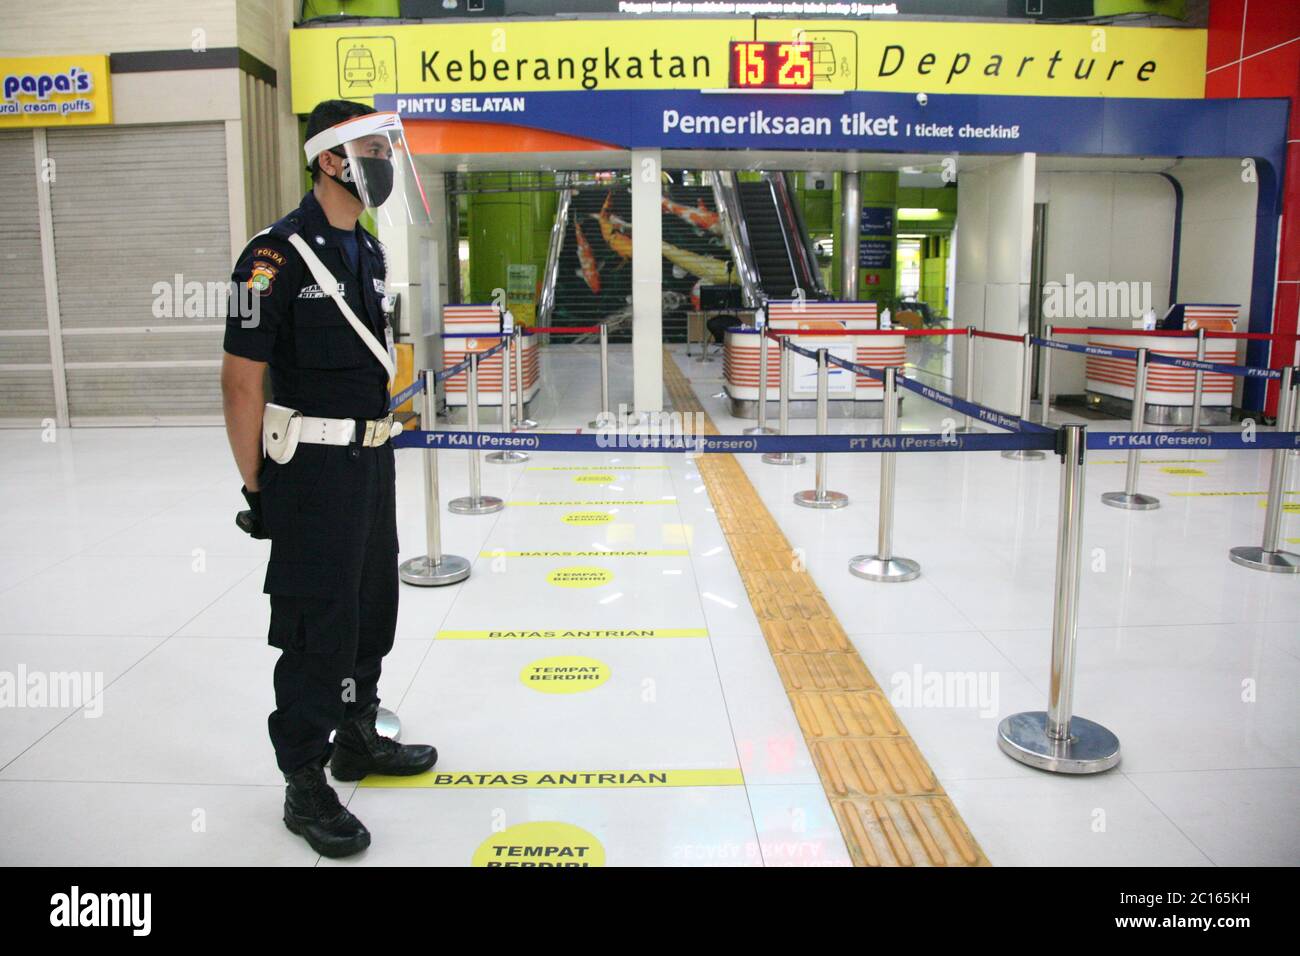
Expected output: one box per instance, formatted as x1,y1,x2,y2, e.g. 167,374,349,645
662,196,722,237
574,219,600,294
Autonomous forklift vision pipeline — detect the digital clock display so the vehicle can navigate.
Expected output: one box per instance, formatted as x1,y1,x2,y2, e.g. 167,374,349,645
728,41,814,90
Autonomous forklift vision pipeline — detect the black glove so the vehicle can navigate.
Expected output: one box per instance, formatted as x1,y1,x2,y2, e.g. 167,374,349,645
236,485,269,539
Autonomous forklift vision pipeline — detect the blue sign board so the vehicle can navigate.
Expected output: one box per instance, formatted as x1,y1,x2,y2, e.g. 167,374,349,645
859,239,894,269
861,206,894,236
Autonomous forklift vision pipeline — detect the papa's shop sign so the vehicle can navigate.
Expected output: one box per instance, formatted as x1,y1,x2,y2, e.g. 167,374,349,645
0,55,112,128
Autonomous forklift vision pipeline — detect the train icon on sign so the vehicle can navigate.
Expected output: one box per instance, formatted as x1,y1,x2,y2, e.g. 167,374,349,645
335,36,396,102
343,46,377,87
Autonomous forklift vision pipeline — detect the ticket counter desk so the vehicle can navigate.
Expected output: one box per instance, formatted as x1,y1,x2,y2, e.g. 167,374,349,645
1085,332,1235,426
723,314,906,419
441,304,540,423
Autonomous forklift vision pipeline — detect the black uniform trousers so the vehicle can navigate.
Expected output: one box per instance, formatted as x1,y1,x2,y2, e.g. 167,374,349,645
259,439,399,774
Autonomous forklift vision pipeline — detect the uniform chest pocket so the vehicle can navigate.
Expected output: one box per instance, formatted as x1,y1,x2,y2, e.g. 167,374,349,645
292,302,374,370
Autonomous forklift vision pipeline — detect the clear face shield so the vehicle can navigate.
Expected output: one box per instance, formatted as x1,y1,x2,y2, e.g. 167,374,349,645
304,112,429,227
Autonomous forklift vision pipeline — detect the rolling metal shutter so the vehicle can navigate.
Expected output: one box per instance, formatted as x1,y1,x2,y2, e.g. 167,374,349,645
0,132,56,424
47,123,231,423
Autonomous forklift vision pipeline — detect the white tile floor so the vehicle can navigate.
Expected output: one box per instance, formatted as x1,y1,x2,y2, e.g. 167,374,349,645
0,341,1295,866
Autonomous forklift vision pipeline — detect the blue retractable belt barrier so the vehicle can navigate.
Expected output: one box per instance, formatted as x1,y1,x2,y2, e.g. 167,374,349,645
894,371,1052,434
1035,337,1139,361
823,351,884,382
441,332,506,339
1086,431,1300,451
1034,337,1281,380
820,350,1051,434
388,377,425,411
1144,350,1282,380
433,339,509,385
392,429,1058,454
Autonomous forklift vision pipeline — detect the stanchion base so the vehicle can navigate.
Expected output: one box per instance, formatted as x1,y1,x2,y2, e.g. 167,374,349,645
793,490,849,509
997,711,1121,774
515,418,539,430
1001,449,1046,461
954,426,986,434
762,452,806,465
399,553,471,587
587,412,615,431
485,451,529,464
375,707,401,742
1228,546,1300,573
743,425,777,435
848,554,920,583
1101,491,1160,511
448,495,504,515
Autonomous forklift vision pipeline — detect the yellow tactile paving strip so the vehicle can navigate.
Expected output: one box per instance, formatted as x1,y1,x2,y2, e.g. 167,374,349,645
664,351,989,867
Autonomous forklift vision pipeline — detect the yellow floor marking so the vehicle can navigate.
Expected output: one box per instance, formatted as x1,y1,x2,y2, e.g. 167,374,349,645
361,768,744,789
664,351,988,867
478,550,689,557
437,627,708,640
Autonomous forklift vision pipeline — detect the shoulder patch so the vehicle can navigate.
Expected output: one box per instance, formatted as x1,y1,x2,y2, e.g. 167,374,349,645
252,246,287,267
247,260,278,295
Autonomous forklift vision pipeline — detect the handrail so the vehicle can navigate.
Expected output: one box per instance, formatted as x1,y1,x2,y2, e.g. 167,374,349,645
764,175,803,300
708,170,763,311
766,171,829,300
536,171,575,329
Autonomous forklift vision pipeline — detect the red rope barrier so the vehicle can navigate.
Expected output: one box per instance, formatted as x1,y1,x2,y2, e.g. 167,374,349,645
761,327,963,337
1051,326,1299,342
972,330,1025,344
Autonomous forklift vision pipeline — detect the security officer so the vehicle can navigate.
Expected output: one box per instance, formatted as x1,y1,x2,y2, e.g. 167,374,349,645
221,100,436,859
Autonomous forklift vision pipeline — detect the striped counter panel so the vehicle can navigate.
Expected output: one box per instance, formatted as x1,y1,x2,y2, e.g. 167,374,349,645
1086,343,1236,406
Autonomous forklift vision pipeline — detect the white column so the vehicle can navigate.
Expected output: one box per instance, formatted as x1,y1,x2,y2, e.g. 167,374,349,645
631,148,663,414
955,153,1036,414
33,129,69,428
379,171,445,396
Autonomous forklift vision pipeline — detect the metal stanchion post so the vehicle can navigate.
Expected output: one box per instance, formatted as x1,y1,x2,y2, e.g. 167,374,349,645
588,324,611,429
448,351,504,515
1039,323,1054,427
998,423,1121,773
1189,327,1207,432
514,327,537,430
374,708,402,741
1003,332,1046,460
1102,346,1160,510
849,367,919,582
763,337,805,466
487,336,527,464
1230,366,1300,572
745,330,776,435
400,368,472,586
794,348,848,509
955,325,985,434
695,317,713,363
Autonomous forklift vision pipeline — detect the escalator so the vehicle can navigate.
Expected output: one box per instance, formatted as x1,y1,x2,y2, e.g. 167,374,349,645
542,178,736,342
726,171,832,303
536,170,829,341
737,180,802,299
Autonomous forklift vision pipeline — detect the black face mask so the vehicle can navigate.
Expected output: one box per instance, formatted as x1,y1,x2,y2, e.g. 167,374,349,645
328,149,395,207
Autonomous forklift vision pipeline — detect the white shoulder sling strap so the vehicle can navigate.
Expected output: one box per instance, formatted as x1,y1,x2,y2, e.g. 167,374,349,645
284,232,395,383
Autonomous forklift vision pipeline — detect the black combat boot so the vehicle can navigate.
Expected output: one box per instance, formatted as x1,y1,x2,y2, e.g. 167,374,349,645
329,704,438,781
283,755,371,858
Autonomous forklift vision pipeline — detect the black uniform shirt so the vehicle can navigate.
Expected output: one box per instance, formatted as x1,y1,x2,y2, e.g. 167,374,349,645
224,191,391,421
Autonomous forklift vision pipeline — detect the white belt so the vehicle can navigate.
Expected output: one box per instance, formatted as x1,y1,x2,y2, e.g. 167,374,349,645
299,414,402,448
